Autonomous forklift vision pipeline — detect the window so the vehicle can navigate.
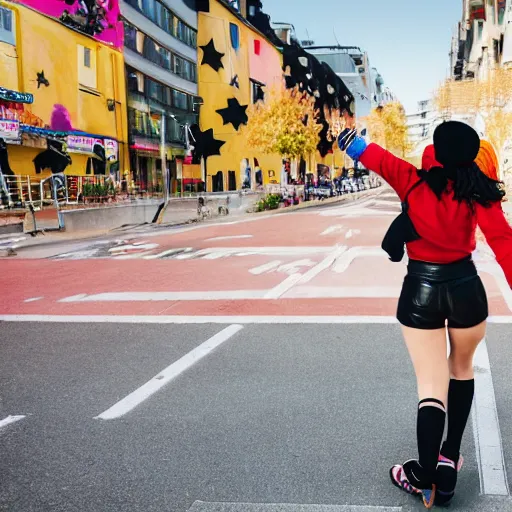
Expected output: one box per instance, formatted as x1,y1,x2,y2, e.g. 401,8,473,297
125,25,196,82
182,60,196,82
159,47,171,70
127,0,197,48
142,0,155,20
175,55,183,77
177,20,186,41
487,0,495,24
155,1,165,29
172,89,188,110
84,47,91,68
0,6,15,45
124,22,137,51
478,20,484,40
165,10,174,35
251,80,265,103
230,23,240,50
78,44,97,89
146,78,169,105
498,0,506,24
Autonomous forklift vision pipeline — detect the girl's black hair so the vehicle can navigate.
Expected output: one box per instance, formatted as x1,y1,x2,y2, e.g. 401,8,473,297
418,163,505,211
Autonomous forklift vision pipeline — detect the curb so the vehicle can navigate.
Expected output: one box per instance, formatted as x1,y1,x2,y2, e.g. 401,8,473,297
250,187,383,216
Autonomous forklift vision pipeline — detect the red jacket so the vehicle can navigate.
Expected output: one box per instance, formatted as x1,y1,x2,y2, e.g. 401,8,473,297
360,143,512,287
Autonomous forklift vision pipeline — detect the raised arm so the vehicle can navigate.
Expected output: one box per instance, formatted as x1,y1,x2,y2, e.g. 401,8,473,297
476,201,512,287
338,130,417,199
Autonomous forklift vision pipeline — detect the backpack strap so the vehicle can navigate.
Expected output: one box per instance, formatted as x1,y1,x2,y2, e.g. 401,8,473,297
401,176,424,213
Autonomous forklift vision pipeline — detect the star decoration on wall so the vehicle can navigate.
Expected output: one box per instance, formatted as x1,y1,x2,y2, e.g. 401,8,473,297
216,98,248,130
36,71,50,88
199,39,224,72
230,75,240,89
194,128,225,159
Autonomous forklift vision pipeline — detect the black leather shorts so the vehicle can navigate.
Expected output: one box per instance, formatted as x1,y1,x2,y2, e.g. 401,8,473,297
397,256,488,330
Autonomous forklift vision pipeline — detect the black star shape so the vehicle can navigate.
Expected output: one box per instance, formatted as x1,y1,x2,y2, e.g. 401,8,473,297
216,98,248,131
195,128,225,159
37,71,50,88
230,75,240,89
199,39,224,72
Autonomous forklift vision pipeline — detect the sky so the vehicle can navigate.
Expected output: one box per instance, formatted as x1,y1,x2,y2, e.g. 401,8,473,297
261,0,462,114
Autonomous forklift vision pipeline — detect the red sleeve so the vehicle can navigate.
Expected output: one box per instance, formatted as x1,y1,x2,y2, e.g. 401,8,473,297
476,201,512,287
359,143,417,199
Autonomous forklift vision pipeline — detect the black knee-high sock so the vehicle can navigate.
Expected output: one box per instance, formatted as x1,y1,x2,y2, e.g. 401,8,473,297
442,379,475,461
417,399,446,479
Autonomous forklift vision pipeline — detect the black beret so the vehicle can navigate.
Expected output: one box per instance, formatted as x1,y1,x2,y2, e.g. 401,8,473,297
433,121,480,166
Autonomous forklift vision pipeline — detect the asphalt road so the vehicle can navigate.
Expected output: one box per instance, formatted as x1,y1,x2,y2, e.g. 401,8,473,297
1,321,512,512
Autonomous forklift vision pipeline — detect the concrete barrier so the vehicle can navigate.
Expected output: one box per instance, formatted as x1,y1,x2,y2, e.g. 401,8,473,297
57,192,263,233
61,202,159,232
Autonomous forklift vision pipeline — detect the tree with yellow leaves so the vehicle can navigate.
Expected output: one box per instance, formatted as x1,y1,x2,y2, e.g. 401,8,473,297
364,102,412,157
434,68,512,178
242,85,322,159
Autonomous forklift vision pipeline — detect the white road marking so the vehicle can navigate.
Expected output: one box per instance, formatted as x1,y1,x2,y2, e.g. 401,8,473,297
278,259,316,274
345,229,361,239
188,503,402,512
2,315,512,324
59,290,269,302
297,246,347,284
0,237,26,246
0,315,400,324
332,246,389,273
143,248,192,260
0,415,26,429
95,324,243,420
285,285,401,299
59,293,88,303
249,261,282,275
24,297,43,303
206,235,253,241
472,339,510,495
193,247,334,257
264,273,303,299
320,225,344,236
109,243,159,254
114,250,157,260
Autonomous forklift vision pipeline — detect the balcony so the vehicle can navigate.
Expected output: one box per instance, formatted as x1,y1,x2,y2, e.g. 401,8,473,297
469,0,485,21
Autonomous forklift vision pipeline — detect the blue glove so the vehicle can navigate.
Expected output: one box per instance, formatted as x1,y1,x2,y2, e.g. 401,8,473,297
338,129,368,161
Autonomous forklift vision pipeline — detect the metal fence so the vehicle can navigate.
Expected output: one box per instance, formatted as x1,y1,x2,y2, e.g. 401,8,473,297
0,174,170,209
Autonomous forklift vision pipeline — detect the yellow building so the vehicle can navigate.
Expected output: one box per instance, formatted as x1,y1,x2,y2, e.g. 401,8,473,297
197,0,283,191
0,0,128,180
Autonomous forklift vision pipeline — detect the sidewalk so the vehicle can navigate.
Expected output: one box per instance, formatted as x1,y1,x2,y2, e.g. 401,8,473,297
0,187,385,258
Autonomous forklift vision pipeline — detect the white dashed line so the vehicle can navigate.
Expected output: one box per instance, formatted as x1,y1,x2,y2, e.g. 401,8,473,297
95,325,244,420
0,415,26,430
472,339,510,495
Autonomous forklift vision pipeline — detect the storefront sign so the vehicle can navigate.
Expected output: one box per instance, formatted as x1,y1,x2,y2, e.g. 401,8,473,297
131,138,159,152
104,139,118,161
67,135,95,154
0,119,20,140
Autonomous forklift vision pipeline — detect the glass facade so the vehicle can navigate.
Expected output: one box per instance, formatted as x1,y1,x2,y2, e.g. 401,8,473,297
124,21,197,83
125,0,197,48
126,66,197,145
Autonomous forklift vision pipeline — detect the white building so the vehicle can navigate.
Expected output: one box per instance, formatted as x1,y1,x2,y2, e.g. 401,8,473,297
406,100,443,158
451,0,509,80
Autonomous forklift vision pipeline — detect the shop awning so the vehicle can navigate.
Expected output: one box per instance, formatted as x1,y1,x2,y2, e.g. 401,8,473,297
0,87,34,104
